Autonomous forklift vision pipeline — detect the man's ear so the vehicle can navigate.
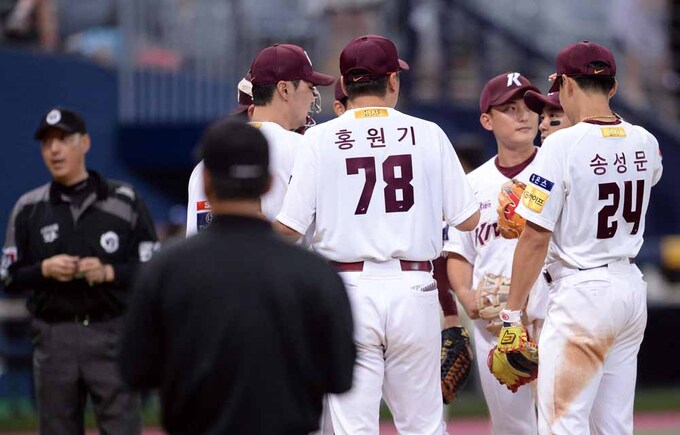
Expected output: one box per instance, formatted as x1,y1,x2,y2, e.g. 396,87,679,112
276,81,289,101
479,112,493,132
563,75,575,97
609,79,618,99
333,101,346,117
388,72,399,93
81,134,91,154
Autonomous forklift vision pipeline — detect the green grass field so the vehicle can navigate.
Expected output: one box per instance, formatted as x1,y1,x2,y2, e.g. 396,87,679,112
0,388,678,431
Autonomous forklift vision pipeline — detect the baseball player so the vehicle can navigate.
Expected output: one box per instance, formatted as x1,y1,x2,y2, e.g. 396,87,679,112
523,90,572,144
444,72,546,434
186,73,254,236
496,41,663,434
327,74,470,407
275,34,479,435
185,44,334,236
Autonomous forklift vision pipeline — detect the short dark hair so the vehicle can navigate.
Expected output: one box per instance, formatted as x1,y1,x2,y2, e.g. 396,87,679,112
560,62,616,95
252,80,300,106
344,74,390,100
199,120,269,200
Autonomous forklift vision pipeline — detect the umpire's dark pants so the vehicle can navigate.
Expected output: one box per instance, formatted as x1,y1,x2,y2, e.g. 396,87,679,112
31,316,141,435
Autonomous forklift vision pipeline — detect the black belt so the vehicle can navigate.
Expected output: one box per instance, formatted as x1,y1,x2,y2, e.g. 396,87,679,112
37,312,121,326
330,260,432,273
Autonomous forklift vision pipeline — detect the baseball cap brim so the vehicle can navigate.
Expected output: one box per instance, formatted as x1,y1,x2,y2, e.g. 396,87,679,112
548,79,560,94
398,59,410,71
307,71,335,86
486,84,539,112
34,123,79,140
524,90,562,114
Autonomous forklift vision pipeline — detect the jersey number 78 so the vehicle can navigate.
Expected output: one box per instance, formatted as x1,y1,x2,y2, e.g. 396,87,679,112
346,154,414,215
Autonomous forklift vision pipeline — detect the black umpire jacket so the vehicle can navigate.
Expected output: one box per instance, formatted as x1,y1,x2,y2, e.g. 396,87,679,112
120,214,355,435
1,171,158,321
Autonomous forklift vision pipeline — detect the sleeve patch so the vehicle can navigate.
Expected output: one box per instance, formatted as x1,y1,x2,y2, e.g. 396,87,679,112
522,185,549,213
529,174,554,191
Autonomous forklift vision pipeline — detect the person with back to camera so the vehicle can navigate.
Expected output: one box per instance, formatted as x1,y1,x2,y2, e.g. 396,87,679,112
490,41,663,435
275,34,479,434
120,120,356,435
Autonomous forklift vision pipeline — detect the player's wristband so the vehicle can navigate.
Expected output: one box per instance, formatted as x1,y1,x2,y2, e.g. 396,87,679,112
499,309,523,326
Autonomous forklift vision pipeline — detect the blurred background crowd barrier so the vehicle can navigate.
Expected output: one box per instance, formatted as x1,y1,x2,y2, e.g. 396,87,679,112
0,0,678,427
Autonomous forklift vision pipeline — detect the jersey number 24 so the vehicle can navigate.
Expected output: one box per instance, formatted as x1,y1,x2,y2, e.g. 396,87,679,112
346,154,414,215
597,180,644,239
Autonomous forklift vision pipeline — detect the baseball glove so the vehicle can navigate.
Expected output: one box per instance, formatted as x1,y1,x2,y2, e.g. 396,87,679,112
488,324,538,393
477,273,511,320
497,179,527,239
441,326,473,404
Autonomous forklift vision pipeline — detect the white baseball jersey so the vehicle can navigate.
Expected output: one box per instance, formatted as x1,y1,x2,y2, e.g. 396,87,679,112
185,121,301,236
277,107,478,262
516,120,663,269
443,154,547,322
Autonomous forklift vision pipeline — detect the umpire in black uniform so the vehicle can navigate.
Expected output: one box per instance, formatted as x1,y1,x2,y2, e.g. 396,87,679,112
0,107,157,434
120,120,355,435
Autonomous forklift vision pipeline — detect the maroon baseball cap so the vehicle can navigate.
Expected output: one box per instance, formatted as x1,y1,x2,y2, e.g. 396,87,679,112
339,35,409,83
250,44,334,86
334,77,347,102
229,73,253,115
524,90,562,114
479,72,539,113
548,40,616,93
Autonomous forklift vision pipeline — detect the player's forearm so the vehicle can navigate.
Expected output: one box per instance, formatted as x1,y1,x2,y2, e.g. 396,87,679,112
507,222,551,311
447,253,479,318
446,253,473,293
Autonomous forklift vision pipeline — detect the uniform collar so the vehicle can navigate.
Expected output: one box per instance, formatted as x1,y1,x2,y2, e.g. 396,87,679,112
49,170,108,204
494,148,537,179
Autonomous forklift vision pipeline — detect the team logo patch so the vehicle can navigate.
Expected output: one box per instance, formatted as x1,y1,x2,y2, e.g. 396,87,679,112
196,200,213,232
500,329,516,345
529,174,554,192
249,122,262,129
601,127,626,138
354,108,389,119
46,110,61,125
40,224,59,243
100,231,119,253
522,185,548,213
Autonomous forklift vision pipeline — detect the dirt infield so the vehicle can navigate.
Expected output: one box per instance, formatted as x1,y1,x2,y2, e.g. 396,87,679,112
2,411,678,434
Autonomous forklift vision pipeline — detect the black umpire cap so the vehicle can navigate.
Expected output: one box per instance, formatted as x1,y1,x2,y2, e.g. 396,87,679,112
199,120,270,199
34,107,87,140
